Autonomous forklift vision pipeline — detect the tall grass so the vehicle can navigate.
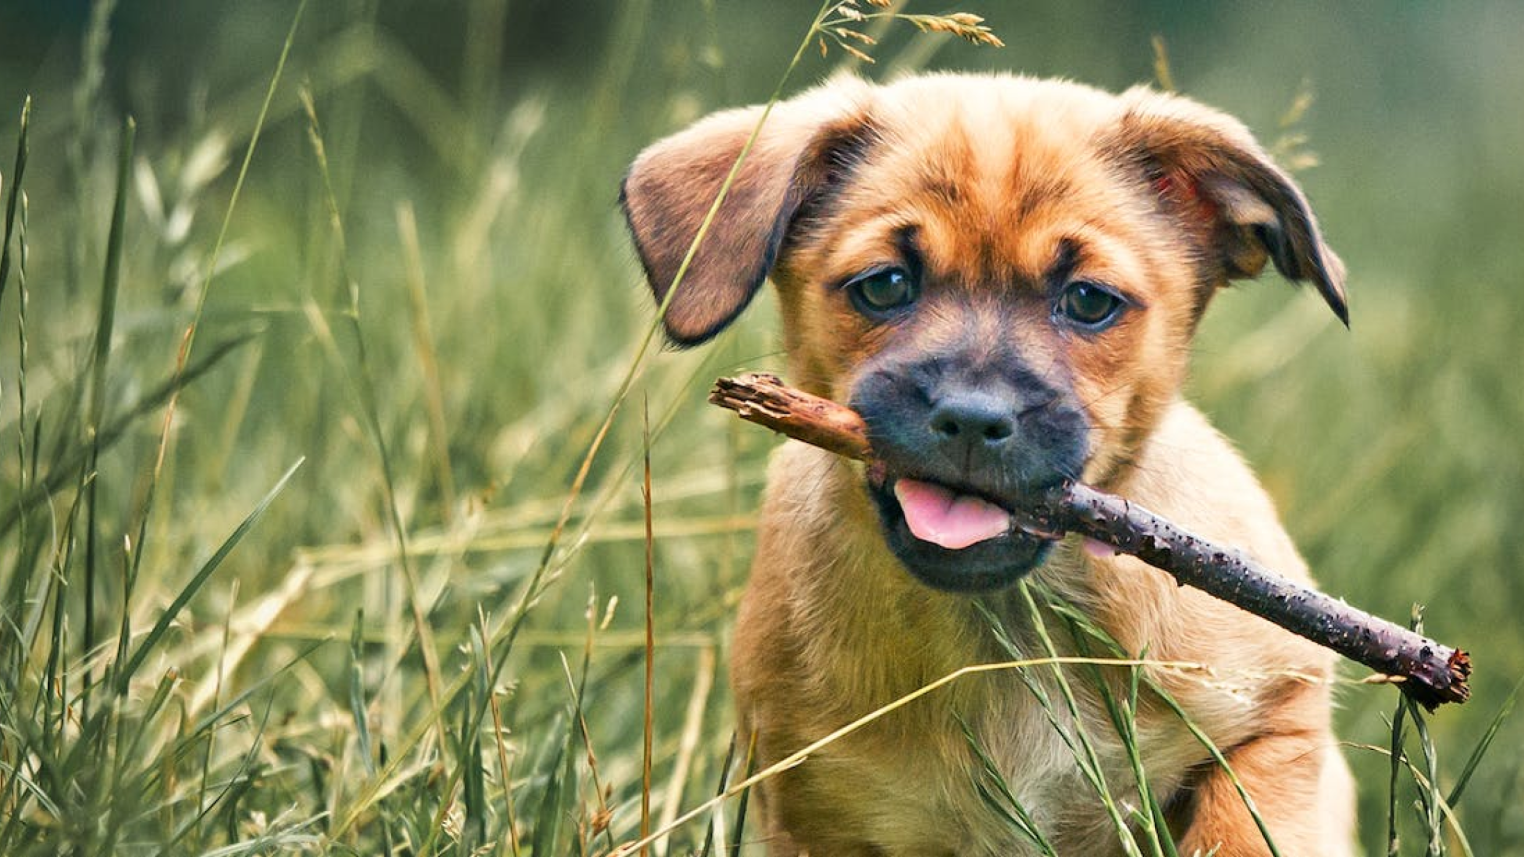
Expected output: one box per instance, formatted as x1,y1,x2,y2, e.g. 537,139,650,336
0,1,1520,854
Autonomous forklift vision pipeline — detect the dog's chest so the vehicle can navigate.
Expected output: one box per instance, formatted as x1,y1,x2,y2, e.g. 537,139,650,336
766,630,1188,857
748,578,1195,853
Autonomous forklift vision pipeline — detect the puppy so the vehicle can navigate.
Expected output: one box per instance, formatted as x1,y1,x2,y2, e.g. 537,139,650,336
622,74,1356,856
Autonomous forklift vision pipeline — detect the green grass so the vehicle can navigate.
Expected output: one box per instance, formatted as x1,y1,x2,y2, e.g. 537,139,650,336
2,1,1522,854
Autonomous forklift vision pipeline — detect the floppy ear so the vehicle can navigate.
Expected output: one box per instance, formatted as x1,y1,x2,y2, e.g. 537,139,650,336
1109,89,1349,325
620,84,875,345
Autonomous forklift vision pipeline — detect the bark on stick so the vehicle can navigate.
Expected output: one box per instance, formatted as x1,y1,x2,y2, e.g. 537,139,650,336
709,372,1470,709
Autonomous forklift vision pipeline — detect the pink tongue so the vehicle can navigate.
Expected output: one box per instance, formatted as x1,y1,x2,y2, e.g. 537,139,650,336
893,479,1012,550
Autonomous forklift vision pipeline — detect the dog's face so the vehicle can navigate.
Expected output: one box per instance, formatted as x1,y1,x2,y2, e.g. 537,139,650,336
622,75,1346,593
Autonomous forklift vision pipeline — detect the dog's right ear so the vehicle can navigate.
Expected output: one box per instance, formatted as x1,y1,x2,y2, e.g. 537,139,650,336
621,84,874,346
1108,88,1349,326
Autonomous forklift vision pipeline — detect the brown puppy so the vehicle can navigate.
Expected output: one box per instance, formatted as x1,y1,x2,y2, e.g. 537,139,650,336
622,74,1356,856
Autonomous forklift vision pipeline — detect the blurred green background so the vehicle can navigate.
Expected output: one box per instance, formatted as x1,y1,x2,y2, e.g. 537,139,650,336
1,1,1520,853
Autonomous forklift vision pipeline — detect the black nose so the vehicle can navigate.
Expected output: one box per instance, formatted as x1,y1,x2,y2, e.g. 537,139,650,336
929,390,1017,446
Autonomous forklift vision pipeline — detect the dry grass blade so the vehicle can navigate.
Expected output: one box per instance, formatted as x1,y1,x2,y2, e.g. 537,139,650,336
1151,35,1175,92
897,12,1004,47
395,201,458,521
657,644,717,854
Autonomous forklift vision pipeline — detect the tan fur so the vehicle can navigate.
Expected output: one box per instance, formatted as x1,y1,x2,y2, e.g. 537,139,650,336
623,74,1356,855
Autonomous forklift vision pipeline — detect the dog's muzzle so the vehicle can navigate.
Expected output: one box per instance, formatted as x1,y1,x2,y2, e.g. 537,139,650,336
850,364,1089,593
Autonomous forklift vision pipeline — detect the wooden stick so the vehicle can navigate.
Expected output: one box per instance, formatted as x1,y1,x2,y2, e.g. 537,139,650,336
709,373,1470,709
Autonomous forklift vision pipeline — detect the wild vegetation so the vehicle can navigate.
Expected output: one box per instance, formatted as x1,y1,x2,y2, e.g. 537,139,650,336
1,1,1520,854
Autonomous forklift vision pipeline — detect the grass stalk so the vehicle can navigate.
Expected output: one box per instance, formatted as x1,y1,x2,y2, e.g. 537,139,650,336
65,0,117,298
395,201,457,522
1405,608,1446,856
348,610,375,775
957,713,1057,856
568,622,618,854
1074,632,1171,857
1388,625,1413,856
81,113,134,715
1040,592,1176,856
1347,740,1476,857
528,710,577,856
460,630,491,852
1446,673,1523,808
477,610,522,856
4,96,32,626
121,0,307,658
300,85,448,754
175,0,307,369
697,732,737,857
1410,700,1446,856
1034,583,1283,857
728,730,759,857
513,0,835,633
86,114,134,466
0,96,29,307
114,457,304,689
1016,581,1145,857
657,644,717,856
643,398,657,855
195,580,239,850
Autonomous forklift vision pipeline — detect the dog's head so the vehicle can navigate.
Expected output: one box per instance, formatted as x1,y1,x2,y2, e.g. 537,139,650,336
621,74,1346,593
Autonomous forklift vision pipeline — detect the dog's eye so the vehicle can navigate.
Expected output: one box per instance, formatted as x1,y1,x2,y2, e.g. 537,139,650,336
847,267,919,315
1057,282,1124,330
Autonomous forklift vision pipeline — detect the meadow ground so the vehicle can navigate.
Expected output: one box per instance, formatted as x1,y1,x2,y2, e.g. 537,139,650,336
1,2,1521,854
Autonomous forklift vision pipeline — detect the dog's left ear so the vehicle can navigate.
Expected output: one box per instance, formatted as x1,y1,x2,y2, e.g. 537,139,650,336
1108,89,1349,325
621,82,875,346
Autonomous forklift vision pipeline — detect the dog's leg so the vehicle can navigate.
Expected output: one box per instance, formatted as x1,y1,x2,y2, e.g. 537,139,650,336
1176,731,1355,857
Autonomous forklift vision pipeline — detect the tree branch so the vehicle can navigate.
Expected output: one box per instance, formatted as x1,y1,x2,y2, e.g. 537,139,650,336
709,373,1470,709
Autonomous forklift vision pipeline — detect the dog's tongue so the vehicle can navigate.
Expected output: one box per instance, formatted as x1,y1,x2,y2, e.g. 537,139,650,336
893,479,1011,550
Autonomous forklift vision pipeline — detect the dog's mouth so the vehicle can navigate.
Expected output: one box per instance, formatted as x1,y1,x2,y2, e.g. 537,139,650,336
893,479,1014,549
866,470,1061,593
